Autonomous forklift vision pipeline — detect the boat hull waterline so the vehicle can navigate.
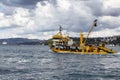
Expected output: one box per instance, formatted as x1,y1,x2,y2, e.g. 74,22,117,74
51,47,116,54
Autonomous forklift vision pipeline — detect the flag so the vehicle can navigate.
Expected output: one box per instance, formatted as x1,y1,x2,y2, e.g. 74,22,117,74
93,19,97,27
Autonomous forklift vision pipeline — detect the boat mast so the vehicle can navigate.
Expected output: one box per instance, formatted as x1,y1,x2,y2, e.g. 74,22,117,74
80,32,83,47
80,29,83,47
59,25,62,36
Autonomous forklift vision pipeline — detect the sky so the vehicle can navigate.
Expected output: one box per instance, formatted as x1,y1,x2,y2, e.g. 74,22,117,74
0,0,120,39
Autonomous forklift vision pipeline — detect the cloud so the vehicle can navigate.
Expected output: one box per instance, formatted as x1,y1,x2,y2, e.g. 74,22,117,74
90,28,120,37
83,0,120,17
0,12,12,27
104,8,120,16
0,7,30,27
0,0,119,39
0,0,46,8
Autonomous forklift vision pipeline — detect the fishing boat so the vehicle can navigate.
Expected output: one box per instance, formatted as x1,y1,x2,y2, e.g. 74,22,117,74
50,20,116,54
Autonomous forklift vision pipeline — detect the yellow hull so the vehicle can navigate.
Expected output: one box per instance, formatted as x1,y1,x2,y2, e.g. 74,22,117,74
51,47,116,55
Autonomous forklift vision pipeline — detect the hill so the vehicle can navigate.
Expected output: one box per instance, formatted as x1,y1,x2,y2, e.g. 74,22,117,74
0,38,48,45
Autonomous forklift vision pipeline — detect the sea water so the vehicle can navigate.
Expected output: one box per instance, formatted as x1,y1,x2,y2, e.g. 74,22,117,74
0,45,120,80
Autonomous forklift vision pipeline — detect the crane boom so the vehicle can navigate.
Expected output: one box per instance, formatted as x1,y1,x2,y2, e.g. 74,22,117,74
84,19,97,44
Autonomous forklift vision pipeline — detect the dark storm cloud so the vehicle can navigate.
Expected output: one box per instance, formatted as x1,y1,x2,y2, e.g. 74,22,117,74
104,8,120,16
84,0,103,16
0,0,119,39
1,0,119,16
84,0,120,17
11,0,44,5
0,0,49,8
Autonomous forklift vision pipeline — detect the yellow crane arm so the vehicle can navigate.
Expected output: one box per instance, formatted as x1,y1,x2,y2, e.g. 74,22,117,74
84,19,97,44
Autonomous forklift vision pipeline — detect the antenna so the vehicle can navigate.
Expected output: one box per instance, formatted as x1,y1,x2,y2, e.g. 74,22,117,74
59,25,62,33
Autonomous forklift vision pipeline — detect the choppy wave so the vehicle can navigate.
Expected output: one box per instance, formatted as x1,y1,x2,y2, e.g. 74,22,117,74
0,45,120,80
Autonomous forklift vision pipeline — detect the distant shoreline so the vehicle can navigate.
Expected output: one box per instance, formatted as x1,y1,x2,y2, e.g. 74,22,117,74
0,35,120,46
